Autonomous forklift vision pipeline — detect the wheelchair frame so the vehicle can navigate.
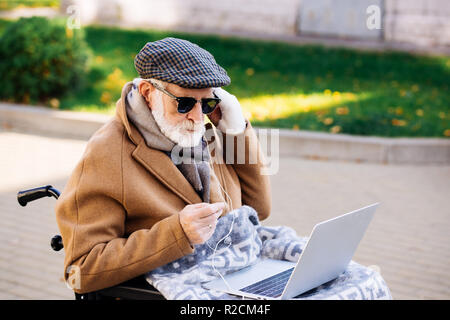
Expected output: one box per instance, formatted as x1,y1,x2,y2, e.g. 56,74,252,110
17,185,165,300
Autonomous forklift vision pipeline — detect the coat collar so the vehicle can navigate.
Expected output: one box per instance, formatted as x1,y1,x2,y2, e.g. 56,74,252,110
115,81,210,205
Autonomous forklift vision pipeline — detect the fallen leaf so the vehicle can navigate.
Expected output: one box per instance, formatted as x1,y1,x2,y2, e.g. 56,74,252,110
330,125,341,133
323,117,334,125
392,119,407,126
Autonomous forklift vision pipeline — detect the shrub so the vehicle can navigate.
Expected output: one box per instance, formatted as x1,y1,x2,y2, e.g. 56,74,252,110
0,16,90,103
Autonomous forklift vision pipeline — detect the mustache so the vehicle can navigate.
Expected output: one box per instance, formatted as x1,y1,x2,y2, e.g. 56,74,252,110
177,119,204,132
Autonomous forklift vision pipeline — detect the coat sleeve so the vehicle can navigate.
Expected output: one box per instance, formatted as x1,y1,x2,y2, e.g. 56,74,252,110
55,129,194,294
218,119,272,221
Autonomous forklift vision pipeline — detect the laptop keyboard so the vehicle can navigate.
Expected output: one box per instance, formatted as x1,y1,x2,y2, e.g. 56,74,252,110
239,267,294,298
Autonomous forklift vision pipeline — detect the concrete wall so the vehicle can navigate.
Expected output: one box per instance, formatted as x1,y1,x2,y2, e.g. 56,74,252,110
61,0,302,35
298,0,384,40
60,0,450,49
384,0,450,47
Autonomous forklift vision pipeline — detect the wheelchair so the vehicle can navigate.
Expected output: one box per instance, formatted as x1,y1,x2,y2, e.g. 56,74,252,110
17,185,165,300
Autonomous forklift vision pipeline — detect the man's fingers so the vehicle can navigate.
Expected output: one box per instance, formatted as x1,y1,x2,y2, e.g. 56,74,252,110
191,205,214,218
202,223,217,239
191,202,210,209
192,202,226,219
180,202,226,245
199,208,222,222
207,202,226,218
199,212,220,228
210,202,226,211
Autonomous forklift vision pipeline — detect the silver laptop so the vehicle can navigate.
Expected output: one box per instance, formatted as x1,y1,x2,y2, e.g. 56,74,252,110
203,203,379,299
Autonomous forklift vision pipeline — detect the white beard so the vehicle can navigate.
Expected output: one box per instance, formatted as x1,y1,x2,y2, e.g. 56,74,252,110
151,92,205,148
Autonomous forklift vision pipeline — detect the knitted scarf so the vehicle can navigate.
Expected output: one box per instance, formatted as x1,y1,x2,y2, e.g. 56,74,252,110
125,79,210,202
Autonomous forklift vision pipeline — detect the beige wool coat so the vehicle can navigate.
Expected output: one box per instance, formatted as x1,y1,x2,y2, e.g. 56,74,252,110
55,82,272,294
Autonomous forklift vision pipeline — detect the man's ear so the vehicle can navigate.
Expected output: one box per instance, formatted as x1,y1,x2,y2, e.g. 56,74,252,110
138,81,154,106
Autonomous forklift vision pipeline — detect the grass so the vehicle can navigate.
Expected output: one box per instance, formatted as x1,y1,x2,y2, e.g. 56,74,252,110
1,19,449,137
0,1,60,10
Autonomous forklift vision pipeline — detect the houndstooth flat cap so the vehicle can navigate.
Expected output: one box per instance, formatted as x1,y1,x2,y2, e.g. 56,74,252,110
134,37,230,88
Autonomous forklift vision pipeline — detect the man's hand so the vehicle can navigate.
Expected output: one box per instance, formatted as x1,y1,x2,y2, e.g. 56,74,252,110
179,202,226,246
208,88,246,135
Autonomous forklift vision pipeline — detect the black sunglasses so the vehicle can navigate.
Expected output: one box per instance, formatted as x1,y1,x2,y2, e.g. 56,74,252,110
148,80,221,114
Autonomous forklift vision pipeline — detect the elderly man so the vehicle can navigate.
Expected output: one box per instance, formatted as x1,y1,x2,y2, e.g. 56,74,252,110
56,37,271,294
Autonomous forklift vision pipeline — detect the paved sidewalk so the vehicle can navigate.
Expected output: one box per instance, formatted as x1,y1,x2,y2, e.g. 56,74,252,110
0,129,449,299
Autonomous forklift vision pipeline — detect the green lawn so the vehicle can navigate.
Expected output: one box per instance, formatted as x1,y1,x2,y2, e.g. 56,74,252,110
0,1,60,10
1,20,449,137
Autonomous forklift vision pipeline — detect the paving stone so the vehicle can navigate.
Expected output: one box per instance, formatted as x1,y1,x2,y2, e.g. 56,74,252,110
1,129,449,299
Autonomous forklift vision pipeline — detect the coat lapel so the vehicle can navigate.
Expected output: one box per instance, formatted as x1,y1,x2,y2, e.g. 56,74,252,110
132,142,202,205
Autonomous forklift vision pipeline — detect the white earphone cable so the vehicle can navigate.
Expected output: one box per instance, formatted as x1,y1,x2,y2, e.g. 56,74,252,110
202,131,245,298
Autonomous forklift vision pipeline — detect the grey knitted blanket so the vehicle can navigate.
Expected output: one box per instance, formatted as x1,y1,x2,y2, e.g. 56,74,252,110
145,206,392,300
